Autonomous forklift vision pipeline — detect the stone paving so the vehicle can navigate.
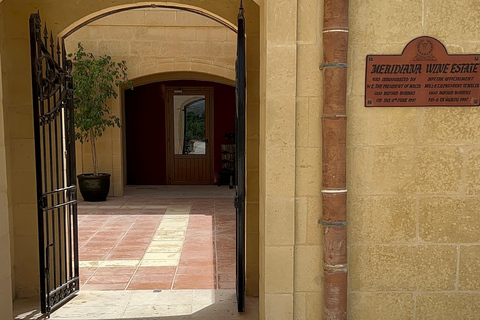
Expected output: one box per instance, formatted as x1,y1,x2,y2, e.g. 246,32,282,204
14,186,259,319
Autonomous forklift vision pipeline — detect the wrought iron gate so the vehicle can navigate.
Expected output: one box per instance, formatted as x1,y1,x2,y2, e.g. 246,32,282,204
235,1,246,313
29,12,79,314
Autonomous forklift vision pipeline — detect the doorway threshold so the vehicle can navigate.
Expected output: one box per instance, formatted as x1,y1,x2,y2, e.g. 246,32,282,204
14,290,259,319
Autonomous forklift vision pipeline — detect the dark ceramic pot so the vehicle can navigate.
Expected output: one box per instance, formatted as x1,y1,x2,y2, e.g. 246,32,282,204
77,173,111,201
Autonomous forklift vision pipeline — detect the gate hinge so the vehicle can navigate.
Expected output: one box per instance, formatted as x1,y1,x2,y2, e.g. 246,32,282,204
39,195,47,210
234,196,240,209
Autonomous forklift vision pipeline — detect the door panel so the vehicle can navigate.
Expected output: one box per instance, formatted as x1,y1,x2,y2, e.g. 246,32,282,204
167,88,214,184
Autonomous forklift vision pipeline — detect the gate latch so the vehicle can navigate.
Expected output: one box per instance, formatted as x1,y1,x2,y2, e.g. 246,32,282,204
234,196,240,209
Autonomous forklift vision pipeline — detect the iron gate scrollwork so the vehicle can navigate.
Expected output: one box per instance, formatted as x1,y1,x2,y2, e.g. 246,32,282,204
29,12,79,315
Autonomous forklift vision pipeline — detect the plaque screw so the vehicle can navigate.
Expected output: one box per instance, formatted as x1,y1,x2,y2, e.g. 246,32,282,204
367,100,372,104
369,57,373,61
475,57,479,61
474,99,478,104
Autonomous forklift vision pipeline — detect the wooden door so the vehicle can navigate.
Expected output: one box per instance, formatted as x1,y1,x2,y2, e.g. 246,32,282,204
166,87,214,184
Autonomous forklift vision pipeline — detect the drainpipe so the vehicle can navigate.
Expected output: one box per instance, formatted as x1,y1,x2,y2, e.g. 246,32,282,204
321,0,349,319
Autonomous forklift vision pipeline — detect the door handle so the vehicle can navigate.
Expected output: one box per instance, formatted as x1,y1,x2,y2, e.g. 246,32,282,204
204,139,209,147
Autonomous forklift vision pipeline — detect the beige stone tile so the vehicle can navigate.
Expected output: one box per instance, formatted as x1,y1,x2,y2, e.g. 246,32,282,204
466,148,480,195
416,293,480,320
414,147,463,194
13,204,37,237
98,40,129,56
349,196,416,244
247,169,260,203
265,293,293,320
459,245,480,290
144,10,177,26
294,245,322,292
421,108,480,145
246,202,259,234
305,292,323,320
297,0,320,43
265,45,297,98
349,146,415,195
266,0,297,45
296,97,310,148
295,147,321,197
349,245,457,291
6,107,34,139
348,293,414,320
425,0,480,42
295,197,308,245
99,260,140,268
91,10,145,26
419,197,480,243
164,27,197,41
297,44,322,97
142,252,181,260
139,259,179,267
265,246,293,293
265,197,294,246
347,98,418,146
11,170,36,204
265,148,295,198
349,0,423,44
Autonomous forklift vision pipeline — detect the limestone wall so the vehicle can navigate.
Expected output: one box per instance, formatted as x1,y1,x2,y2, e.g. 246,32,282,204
0,2,14,317
347,0,480,318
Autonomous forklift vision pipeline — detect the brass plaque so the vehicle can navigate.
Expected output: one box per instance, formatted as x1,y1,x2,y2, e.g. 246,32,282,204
365,36,480,107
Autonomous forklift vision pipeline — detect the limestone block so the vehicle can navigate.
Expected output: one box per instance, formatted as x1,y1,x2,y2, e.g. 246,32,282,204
265,148,295,198
195,27,228,41
265,293,293,320
129,40,165,56
246,233,259,268
265,197,294,246
295,147,321,197
0,276,13,320
13,204,37,237
11,171,36,204
347,97,418,146
90,10,145,26
98,40,130,56
265,45,297,98
305,197,322,245
265,246,294,293
164,27,197,41
466,148,480,195
349,0,423,44
294,244,322,292
421,108,480,145
144,10,177,27
247,137,259,171
416,293,480,320
308,97,322,148
6,107,34,139
419,197,480,243
246,201,259,234
425,0,480,42
348,43,409,97
246,169,259,202
349,146,415,195
266,0,297,45
246,264,259,296
297,44,322,97
0,149,7,193
133,27,165,41
265,94,296,149
175,11,219,27
414,147,463,194
296,98,309,148
305,292,323,320
11,140,34,172
349,245,457,291
246,102,260,138
348,293,414,320
14,235,40,298
348,196,416,244
2,39,29,75
459,245,480,290
295,197,308,245
297,0,320,43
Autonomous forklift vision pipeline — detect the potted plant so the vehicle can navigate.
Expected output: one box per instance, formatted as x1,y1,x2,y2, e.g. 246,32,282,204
69,43,131,201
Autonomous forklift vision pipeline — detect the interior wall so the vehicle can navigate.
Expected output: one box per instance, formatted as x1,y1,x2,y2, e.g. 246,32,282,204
124,80,235,185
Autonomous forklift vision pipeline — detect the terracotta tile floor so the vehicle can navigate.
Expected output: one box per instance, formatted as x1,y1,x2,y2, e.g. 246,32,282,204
77,186,236,291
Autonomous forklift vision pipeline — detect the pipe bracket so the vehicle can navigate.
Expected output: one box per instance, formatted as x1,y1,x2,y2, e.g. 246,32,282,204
321,220,348,226
324,263,348,272
320,62,348,70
